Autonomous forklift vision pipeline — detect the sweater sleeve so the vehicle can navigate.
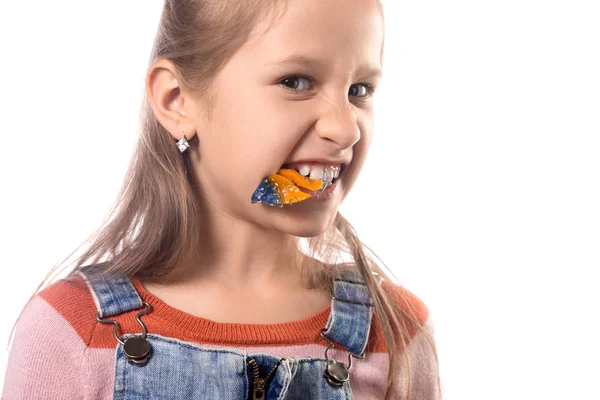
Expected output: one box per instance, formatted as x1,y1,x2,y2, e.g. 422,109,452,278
410,313,442,400
2,294,87,400
381,280,443,400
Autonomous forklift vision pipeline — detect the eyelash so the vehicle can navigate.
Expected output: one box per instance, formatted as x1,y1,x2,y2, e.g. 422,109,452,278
278,75,375,99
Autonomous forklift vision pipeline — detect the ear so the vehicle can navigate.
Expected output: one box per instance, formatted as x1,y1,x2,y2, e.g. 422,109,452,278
145,59,197,142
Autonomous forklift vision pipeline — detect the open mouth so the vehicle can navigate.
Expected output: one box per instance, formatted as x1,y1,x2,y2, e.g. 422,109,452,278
250,165,345,206
280,164,344,191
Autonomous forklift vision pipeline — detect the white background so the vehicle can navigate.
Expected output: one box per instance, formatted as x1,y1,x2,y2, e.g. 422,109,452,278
1,1,599,399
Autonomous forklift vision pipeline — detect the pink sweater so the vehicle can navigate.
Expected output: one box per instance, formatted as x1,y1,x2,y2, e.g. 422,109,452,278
2,274,440,399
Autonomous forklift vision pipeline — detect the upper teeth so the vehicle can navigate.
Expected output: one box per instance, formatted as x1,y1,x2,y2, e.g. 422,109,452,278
294,164,341,182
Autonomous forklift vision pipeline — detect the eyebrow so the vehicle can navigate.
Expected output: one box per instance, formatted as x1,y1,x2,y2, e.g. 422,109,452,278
267,55,382,79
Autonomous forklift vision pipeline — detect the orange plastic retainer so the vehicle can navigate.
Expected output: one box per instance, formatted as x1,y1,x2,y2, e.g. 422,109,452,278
251,168,328,206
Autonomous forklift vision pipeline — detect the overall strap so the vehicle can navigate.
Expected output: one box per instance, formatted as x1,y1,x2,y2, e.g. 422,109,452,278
322,268,377,356
76,264,144,318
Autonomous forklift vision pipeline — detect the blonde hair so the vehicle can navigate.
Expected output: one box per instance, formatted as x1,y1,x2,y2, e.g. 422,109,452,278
9,1,440,398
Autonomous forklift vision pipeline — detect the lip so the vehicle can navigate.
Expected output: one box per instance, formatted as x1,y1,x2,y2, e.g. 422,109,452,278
301,180,339,202
281,159,350,170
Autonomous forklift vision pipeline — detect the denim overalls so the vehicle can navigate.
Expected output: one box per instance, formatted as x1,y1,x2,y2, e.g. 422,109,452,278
77,264,378,399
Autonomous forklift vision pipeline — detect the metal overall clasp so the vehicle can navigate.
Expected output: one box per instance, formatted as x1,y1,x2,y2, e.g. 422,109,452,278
320,271,380,388
319,328,366,388
96,301,153,366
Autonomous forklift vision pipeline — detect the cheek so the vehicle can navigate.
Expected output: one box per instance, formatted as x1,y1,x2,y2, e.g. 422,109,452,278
342,131,372,185
362,115,375,139
232,103,308,167
207,95,271,158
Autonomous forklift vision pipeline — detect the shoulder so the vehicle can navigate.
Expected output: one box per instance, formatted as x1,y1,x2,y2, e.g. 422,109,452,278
34,273,99,344
380,279,430,327
332,264,432,329
2,275,95,398
365,278,434,353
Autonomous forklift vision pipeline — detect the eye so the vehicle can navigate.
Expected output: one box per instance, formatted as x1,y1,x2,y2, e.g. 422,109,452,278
279,75,375,99
349,83,374,98
280,76,313,92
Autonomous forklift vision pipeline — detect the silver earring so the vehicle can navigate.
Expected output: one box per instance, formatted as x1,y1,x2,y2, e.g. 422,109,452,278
176,131,190,153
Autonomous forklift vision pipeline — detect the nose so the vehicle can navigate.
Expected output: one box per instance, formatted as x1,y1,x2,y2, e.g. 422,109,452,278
315,100,361,149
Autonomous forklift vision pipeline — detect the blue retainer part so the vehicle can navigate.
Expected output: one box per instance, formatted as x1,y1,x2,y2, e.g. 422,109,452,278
251,178,282,206
251,174,329,206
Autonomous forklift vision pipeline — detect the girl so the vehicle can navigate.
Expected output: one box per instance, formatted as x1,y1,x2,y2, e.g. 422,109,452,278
2,0,441,399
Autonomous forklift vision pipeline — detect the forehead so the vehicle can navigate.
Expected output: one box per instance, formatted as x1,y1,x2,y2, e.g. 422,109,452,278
240,0,384,75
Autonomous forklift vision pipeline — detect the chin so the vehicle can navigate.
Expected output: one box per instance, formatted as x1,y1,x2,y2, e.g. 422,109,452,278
288,228,328,239
279,212,337,238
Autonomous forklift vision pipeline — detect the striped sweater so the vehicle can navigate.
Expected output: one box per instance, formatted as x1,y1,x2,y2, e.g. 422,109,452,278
2,274,440,399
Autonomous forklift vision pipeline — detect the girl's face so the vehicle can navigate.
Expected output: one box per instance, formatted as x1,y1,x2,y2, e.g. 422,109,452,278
188,0,383,237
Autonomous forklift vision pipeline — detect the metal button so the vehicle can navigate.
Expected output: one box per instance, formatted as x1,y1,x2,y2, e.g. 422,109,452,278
124,336,152,361
324,359,349,387
127,354,151,366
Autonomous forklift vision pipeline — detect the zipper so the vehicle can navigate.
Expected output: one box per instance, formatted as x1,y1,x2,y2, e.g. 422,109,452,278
248,358,282,400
